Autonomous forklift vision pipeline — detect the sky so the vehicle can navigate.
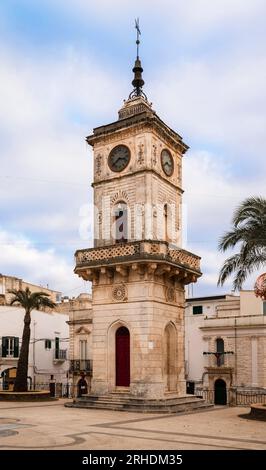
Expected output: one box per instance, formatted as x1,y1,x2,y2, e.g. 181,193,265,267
0,0,266,297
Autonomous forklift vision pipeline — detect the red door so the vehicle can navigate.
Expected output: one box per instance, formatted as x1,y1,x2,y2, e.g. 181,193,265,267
116,327,130,387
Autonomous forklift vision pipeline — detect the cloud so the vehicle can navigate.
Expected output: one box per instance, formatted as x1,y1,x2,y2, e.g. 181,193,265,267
1,1,266,297
0,229,86,295
0,43,125,246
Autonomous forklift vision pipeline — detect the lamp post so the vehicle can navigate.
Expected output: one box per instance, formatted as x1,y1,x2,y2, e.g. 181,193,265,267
203,351,234,367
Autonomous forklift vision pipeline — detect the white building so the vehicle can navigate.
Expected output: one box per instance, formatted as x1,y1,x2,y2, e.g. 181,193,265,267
0,275,69,391
185,290,266,404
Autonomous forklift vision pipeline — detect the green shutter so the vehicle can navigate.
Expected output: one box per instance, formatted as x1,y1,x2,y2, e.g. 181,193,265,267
14,337,19,357
2,337,8,357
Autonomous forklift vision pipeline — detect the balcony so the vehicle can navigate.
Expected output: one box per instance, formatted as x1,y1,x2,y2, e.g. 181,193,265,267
75,240,201,282
69,359,92,375
54,349,67,362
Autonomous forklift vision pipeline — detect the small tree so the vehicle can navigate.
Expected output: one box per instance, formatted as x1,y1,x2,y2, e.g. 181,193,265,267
9,287,56,392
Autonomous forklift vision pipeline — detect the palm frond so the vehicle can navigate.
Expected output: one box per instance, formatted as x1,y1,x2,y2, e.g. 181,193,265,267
217,254,242,286
9,288,56,312
232,197,266,227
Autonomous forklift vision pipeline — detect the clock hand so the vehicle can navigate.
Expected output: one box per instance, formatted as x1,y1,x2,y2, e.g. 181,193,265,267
113,155,124,164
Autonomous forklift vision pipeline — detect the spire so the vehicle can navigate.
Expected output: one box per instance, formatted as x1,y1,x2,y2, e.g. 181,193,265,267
129,19,147,101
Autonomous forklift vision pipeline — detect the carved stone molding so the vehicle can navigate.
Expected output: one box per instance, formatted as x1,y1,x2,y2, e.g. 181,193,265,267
111,190,130,205
152,144,157,166
137,143,145,165
95,153,102,177
112,284,127,302
165,286,175,303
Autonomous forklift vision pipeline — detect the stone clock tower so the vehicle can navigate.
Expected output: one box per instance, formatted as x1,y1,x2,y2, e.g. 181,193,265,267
73,33,202,410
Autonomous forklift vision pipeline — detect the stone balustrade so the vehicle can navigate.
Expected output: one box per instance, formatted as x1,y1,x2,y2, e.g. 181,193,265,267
75,240,201,273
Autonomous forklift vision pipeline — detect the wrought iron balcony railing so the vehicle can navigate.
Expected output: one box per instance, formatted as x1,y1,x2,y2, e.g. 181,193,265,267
54,349,67,361
69,359,92,375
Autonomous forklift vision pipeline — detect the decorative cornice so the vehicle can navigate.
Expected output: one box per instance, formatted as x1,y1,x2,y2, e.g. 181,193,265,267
92,168,184,193
87,112,188,155
67,319,93,325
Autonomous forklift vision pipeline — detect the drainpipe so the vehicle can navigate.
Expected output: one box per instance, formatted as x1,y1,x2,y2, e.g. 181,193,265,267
33,321,36,390
234,317,237,386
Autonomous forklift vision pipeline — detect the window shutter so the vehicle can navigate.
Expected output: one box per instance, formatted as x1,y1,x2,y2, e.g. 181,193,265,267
14,337,19,357
55,337,59,359
2,337,8,357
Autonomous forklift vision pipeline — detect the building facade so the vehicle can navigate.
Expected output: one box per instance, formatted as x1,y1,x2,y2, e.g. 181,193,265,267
185,291,266,403
58,293,93,393
0,275,69,390
73,46,202,405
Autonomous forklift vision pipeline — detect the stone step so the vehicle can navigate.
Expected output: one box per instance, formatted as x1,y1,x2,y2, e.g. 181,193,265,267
66,400,212,413
77,399,204,408
66,394,213,414
78,395,204,406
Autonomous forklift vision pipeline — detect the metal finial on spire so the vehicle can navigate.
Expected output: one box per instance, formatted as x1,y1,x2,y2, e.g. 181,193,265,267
135,18,141,58
129,18,147,101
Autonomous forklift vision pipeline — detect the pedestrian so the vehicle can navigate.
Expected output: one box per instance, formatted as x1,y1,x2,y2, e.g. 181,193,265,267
77,373,88,397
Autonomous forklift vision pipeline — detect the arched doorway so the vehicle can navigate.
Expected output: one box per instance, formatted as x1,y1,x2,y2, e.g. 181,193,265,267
214,379,227,405
116,326,130,387
164,323,177,392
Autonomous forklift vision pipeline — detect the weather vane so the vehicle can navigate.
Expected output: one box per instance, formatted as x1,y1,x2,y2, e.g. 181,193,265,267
128,18,147,101
135,18,141,58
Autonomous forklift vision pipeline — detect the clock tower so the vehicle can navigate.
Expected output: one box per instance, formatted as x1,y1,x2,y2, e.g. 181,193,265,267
74,29,202,409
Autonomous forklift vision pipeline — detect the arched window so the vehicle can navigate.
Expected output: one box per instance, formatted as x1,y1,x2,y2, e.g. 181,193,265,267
216,338,224,366
114,202,128,243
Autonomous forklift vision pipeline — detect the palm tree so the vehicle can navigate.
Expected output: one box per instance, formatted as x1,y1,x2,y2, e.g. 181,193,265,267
9,287,56,392
218,196,266,291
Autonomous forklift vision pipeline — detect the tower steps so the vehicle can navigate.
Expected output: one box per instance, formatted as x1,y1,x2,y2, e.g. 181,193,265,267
66,393,213,413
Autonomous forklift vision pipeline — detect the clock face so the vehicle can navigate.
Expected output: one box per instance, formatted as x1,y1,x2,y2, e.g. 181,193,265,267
161,149,174,176
108,145,131,172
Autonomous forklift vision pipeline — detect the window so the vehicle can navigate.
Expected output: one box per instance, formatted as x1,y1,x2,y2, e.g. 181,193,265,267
45,339,52,350
263,302,266,315
216,338,224,366
1,336,19,358
79,340,87,360
193,305,203,315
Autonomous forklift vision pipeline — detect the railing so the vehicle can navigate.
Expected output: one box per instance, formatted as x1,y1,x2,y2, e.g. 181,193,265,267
69,359,92,375
203,353,234,368
54,349,67,361
196,389,266,406
235,391,266,406
34,382,77,398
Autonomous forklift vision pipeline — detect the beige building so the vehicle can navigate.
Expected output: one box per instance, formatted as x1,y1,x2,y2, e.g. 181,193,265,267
0,274,61,305
58,294,93,393
72,46,203,410
185,291,266,404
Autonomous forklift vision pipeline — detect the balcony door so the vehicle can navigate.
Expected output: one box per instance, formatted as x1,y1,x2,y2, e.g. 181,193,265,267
79,340,88,371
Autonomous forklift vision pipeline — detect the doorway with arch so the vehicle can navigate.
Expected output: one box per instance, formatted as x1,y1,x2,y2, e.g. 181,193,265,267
214,378,227,405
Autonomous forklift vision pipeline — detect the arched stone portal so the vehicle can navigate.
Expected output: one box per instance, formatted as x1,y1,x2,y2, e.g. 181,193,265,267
164,322,177,392
116,326,130,387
